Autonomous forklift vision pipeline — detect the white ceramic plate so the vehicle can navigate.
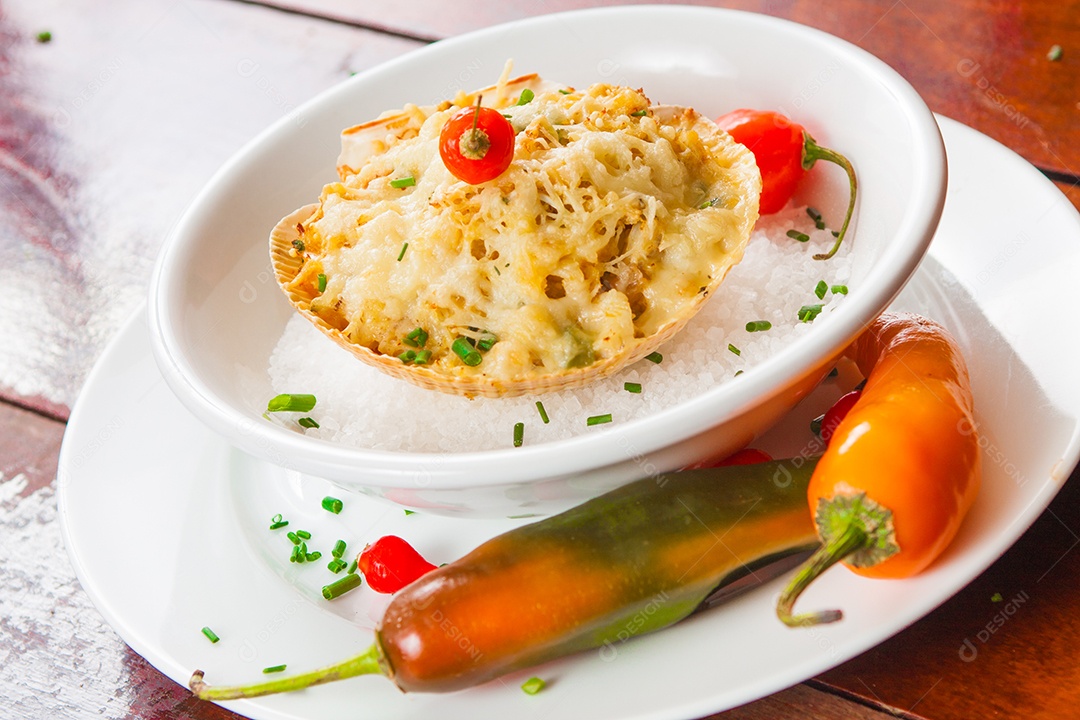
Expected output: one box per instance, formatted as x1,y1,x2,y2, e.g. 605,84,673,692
58,116,1080,719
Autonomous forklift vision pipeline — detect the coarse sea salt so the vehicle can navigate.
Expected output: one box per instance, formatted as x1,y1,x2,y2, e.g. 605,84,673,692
268,205,852,453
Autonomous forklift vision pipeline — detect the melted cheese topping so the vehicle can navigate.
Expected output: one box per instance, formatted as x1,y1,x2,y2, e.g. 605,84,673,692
287,83,759,386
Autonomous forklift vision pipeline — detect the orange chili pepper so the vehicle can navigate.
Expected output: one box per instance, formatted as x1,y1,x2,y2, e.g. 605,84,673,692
776,311,981,626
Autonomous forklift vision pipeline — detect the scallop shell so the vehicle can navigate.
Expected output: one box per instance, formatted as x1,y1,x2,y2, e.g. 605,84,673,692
271,85,760,399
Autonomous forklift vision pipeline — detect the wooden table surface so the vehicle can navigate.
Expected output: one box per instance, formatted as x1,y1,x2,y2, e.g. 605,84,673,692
2,1,1078,718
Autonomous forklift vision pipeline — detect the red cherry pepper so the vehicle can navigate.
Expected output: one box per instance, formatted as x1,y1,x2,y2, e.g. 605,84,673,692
438,96,516,185
715,109,857,260
357,535,438,594
820,389,862,444
717,447,774,467
682,447,772,470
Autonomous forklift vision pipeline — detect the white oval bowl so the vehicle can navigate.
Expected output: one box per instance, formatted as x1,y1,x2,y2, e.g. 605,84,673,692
148,6,946,517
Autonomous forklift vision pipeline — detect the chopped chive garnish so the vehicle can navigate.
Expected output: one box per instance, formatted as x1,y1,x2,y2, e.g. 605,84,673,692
36,30,52,43
631,109,648,117
831,284,849,295
390,175,416,188
298,417,320,429
347,558,358,574
624,382,642,394
306,551,322,562
698,197,719,209
991,591,1004,602
587,413,613,426
404,327,428,348
322,572,362,600
734,369,744,376
201,626,220,643
451,337,482,366
798,304,824,322
786,230,810,243
327,558,347,574
269,514,288,530
814,280,828,300
1048,44,1063,61
521,677,546,694
535,401,550,424
287,531,300,545
414,349,432,365
332,540,346,558
289,544,302,563
299,542,308,557
317,273,327,292
516,88,534,105
262,664,287,674
399,349,417,364
513,422,525,447
397,242,408,261
267,393,317,413
645,352,663,364
296,530,312,540
745,320,772,332
558,88,572,95
476,333,498,351
322,496,343,514
404,509,416,516
502,113,512,118
728,343,741,356
806,207,826,230
291,238,305,253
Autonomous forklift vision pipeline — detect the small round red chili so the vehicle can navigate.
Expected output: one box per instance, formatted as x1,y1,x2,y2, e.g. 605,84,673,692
715,109,857,260
682,447,772,470
819,389,862,444
438,96,516,185
717,447,774,467
357,535,437,594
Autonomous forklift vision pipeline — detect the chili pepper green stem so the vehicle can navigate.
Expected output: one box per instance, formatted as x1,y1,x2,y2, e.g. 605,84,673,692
189,643,384,700
776,521,868,626
802,134,857,261
460,94,491,161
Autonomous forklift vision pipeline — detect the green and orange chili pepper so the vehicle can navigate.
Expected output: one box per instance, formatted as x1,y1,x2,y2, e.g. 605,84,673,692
777,312,981,626
190,458,818,698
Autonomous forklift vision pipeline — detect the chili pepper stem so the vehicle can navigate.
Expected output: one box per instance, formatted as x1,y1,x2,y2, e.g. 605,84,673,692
775,521,867,626
777,490,899,626
802,134,858,261
460,94,491,160
190,643,385,700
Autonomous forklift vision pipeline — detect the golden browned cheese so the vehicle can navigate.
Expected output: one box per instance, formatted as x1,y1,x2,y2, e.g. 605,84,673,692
271,78,760,397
